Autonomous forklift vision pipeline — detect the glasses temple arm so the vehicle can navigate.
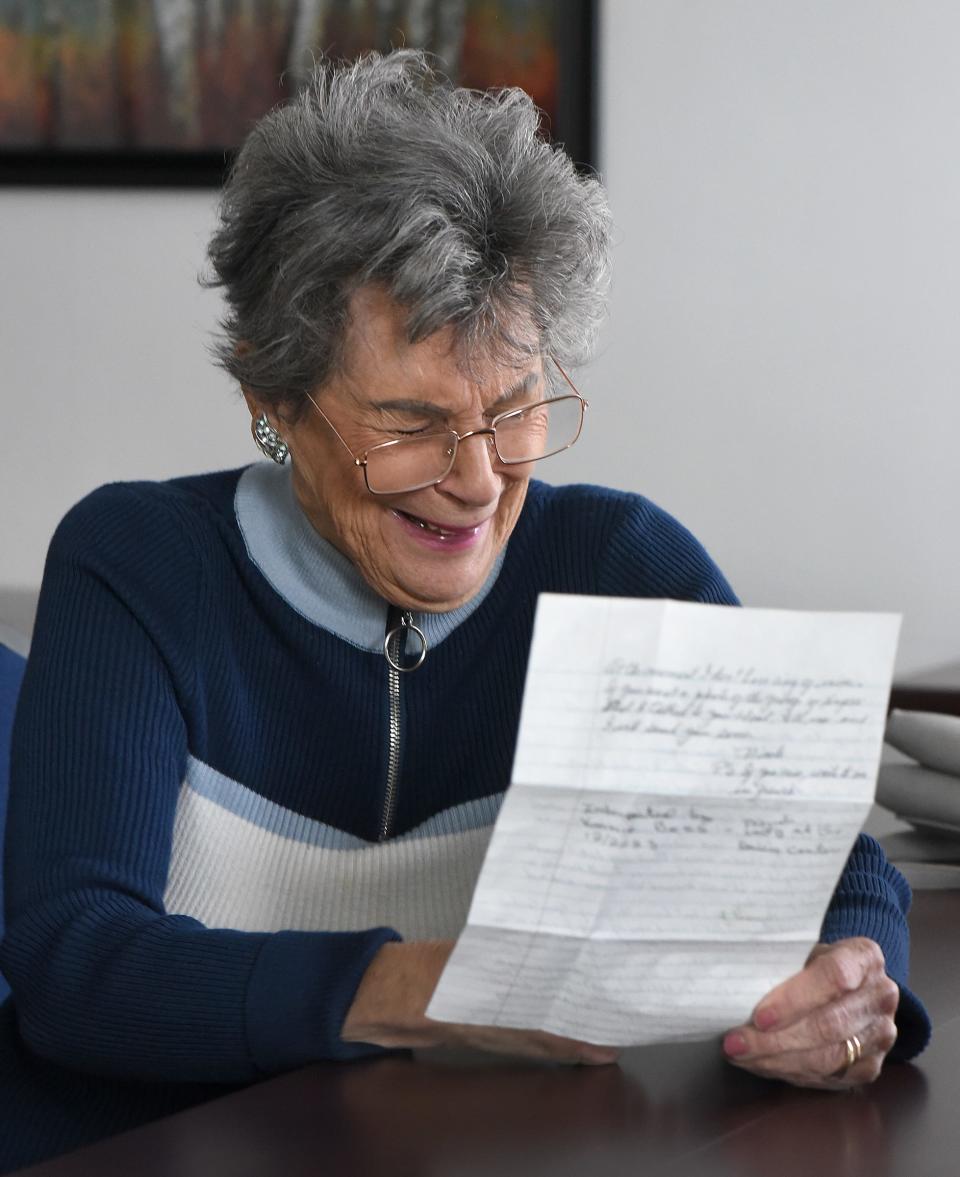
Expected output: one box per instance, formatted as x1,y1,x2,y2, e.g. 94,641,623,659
550,357,586,402
305,391,366,465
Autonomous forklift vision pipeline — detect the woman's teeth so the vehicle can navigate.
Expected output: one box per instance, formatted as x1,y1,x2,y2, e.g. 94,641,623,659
400,510,476,538
403,511,452,536
417,517,447,535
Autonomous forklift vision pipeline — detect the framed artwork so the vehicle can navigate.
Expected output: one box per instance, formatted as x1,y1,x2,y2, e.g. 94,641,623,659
0,0,596,186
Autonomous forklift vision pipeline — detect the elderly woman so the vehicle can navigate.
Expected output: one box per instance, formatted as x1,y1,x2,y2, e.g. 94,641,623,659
1,51,928,1156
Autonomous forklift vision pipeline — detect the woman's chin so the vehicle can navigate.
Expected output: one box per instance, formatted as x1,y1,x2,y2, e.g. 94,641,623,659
381,569,491,613
374,551,498,613
370,521,500,611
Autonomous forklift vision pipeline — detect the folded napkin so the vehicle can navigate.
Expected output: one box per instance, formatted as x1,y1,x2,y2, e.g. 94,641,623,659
877,763,960,835
884,709,960,777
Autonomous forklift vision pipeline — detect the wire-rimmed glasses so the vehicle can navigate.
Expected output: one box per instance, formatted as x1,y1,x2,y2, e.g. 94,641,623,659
305,358,587,495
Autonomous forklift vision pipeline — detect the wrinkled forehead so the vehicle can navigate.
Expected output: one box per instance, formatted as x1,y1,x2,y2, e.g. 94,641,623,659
341,285,544,391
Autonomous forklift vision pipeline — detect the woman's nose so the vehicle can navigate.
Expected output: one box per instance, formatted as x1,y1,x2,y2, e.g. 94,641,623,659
438,431,502,503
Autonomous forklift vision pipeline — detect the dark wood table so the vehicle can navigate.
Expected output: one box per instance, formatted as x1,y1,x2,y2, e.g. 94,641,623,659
890,661,960,718
14,890,959,1177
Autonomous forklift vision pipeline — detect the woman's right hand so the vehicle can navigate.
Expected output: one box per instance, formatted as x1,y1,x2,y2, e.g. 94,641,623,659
340,940,619,1065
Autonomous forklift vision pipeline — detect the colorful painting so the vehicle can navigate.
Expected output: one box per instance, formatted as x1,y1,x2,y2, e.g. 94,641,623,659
0,0,594,183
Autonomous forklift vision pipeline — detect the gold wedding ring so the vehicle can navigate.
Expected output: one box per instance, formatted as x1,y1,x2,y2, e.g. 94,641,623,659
840,1034,863,1073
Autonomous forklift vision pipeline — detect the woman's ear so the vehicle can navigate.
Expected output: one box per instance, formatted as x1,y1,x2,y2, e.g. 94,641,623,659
240,385,262,422
241,384,291,434
246,389,291,465
237,344,272,425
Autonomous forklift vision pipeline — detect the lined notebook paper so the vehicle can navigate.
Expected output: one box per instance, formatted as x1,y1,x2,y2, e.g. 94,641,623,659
426,596,900,1045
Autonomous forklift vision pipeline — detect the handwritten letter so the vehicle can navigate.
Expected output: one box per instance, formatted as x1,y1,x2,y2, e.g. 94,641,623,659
427,598,900,1045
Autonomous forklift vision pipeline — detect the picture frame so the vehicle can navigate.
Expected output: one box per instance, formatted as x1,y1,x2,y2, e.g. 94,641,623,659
0,0,597,187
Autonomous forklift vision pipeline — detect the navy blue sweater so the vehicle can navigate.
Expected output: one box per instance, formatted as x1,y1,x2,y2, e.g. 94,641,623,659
0,468,929,1164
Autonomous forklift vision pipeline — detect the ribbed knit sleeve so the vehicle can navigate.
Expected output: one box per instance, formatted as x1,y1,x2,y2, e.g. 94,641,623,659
1,486,397,1081
594,491,739,606
819,834,931,1061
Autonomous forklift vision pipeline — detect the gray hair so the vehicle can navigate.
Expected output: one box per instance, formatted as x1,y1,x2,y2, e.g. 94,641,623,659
205,49,611,414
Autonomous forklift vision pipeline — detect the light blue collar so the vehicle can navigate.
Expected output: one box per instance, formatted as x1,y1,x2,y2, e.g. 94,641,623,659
234,462,504,652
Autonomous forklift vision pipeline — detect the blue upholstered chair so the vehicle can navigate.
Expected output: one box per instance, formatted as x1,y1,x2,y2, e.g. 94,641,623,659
0,642,27,1002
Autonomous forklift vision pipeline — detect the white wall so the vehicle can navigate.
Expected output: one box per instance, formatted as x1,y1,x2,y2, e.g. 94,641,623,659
0,188,250,632
564,0,959,673
2,0,958,672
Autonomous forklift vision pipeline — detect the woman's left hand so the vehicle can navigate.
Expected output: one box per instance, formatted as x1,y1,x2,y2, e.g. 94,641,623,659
721,937,900,1088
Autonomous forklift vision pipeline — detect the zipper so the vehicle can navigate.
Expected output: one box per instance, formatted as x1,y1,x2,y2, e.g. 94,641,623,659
380,608,428,841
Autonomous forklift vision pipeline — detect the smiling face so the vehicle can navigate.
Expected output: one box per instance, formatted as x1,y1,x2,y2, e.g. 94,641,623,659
246,287,543,612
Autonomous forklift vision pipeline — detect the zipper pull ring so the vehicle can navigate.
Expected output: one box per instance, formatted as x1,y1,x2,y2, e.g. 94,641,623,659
384,610,427,672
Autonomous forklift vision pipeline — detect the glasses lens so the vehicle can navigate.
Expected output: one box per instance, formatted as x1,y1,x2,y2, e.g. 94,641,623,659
494,396,584,464
364,432,457,494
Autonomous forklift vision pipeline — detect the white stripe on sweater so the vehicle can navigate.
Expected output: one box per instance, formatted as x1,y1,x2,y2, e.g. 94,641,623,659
163,756,499,940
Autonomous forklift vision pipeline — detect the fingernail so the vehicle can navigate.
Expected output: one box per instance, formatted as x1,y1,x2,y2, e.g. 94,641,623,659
723,1032,748,1057
579,1048,620,1067
753,1006,778,1031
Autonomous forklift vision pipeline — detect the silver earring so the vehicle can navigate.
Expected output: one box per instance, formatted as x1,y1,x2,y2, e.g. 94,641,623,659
252,413,289,464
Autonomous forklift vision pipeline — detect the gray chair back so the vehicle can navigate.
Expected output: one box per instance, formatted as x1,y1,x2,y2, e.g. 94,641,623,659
0,643,27,1002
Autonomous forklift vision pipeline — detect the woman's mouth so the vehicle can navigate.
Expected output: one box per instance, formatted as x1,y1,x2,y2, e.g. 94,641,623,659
392,509,488,549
